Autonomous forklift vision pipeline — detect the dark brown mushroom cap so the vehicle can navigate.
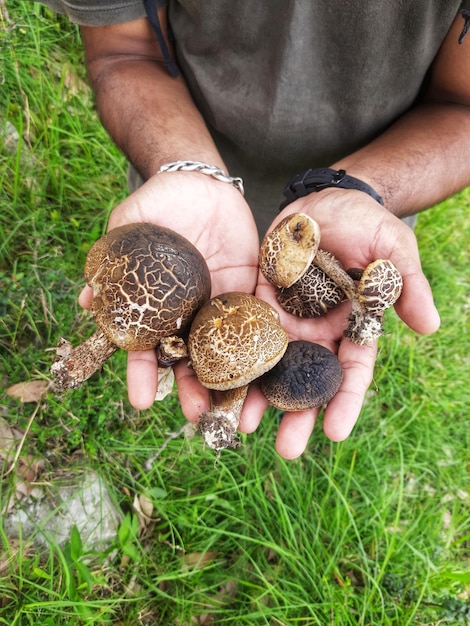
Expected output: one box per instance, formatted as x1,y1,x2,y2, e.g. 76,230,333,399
260,340,343,411
85,223,211,351
188,292,288,390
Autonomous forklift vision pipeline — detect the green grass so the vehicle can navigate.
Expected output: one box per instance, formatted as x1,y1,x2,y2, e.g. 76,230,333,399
1,2,470,624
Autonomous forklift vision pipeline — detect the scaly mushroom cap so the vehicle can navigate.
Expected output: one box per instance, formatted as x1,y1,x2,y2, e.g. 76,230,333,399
188,292,289,391
276,251,346,317
344,259,403,345
85,223,211,351
260,340,343,411
259,213,321,288
357,259,403,314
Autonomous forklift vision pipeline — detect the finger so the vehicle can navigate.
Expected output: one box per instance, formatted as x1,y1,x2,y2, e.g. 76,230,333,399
395,271,440,334
238,384,269,433
375,226,440,335
322,339,377,441
275,409,319,460
127,349,159,410
173,360,211,423
78,285,93,310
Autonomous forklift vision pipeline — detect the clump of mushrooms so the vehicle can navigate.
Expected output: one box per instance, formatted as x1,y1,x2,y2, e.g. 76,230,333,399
51,223,211,392
259,213,403,344
187,292,288,450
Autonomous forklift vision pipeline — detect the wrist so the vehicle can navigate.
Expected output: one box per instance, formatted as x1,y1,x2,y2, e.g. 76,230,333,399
157,160,244,195
279,167,384,211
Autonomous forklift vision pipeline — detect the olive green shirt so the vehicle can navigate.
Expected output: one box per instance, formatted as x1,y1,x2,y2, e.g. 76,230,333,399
35,0,470,233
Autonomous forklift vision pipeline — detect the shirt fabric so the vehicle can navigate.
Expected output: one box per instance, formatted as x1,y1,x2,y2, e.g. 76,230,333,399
35,0,470,235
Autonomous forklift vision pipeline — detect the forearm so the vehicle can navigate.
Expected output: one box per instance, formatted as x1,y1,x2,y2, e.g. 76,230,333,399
333,102,470,217
81,25,223,179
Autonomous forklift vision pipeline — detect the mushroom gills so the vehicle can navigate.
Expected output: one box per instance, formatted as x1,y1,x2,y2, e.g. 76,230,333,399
259,213,321,288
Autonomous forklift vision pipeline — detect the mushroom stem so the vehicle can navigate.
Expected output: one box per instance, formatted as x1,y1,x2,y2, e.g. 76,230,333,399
344,299,385,345
313,249,357,300
51,330,118,389
198,385,249,451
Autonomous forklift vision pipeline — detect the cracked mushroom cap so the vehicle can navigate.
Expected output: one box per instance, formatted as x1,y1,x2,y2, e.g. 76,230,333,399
85,223,211,351
357,259,403,314
187,292,289,391
260,340,343,410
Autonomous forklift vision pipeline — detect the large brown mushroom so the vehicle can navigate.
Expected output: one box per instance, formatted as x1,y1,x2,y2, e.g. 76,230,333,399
187,292,288,450
51,223,211,390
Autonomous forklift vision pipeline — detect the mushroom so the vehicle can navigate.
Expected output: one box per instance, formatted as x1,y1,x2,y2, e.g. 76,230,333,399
187,292,288,450
344,259,403,345
259,213,357,318
259,213,403,344
51,223,211,391
260,340,343,411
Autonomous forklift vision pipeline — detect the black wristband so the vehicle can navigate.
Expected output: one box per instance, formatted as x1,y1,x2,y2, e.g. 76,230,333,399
279,168,384,211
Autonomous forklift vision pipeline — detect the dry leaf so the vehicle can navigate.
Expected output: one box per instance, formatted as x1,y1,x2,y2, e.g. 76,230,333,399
133,493,156,533
6,380,48,403
155,367,175,401
182,551,218,570
55,337,73,358
17,456,45,483
0,417,45,513
0,417,21,460
138,493,154,519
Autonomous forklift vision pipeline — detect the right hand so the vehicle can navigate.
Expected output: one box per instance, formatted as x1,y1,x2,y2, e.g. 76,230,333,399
79,171,260,415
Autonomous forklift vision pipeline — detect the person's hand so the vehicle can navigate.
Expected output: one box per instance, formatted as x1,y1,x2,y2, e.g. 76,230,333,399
239,188,441,459
79,170,260,414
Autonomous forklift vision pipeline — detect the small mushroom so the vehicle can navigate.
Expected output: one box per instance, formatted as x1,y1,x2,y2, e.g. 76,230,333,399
258,213,321,288
259,213,403,345
260,341,343,411
344,259,403,345
51,223,211,391
187,292,288,450
259,213,357,318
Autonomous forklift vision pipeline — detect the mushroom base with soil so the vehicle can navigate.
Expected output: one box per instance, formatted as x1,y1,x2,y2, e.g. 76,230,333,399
51,331,118,389
198,386,248,451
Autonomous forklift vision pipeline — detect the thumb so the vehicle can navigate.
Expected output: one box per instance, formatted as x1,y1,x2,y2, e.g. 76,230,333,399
78,285,93,310
394,270,440,334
